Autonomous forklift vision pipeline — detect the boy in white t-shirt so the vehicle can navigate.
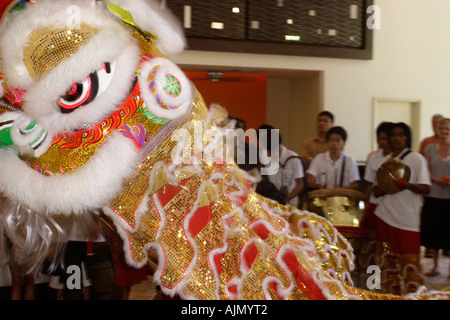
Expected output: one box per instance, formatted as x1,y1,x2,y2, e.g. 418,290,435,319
306,126,360,191
362,122,393,240
372,122,431,295
257,125,305,208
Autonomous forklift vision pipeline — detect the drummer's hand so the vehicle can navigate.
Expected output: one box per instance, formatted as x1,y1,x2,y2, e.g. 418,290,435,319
372,185,385,198
396,179,408,191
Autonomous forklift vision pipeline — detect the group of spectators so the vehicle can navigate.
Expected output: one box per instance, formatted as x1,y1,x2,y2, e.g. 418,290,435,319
244,111,450,295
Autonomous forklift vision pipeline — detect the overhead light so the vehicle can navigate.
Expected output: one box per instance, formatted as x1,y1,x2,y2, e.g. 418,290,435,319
250,21,260,29
285,35,301,41
232,7,240,13
184,6,191,28
208,71,223,82
287,19,294,24
350,5,358,19
211,22,224,29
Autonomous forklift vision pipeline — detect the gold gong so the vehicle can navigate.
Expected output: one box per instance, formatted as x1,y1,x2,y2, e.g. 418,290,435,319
375,158,411,194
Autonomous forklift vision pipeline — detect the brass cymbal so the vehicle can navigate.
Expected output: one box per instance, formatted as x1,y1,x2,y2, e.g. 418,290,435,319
376,158,411,194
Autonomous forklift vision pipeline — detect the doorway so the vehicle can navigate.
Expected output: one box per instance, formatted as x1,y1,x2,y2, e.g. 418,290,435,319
372,98,421,151
267,72,324,154
183,68,324,155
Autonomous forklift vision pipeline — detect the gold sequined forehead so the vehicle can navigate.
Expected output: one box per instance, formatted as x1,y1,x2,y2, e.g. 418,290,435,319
23,23,99,81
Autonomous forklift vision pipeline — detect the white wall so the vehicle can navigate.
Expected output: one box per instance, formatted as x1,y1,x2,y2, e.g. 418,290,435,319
173,0,450,162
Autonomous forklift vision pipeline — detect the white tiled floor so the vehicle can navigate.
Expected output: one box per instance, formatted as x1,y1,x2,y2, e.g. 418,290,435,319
129,275,158,300
129,247,450,300
420,249,450,291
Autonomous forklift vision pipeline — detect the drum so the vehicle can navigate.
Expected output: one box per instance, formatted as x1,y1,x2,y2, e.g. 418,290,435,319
306,188,369,282
306,188,367,237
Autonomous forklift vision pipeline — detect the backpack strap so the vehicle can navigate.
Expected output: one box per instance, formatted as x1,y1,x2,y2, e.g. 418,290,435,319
279,155,307,195
280,155,303,169
399,149,412,160
339,155,346,188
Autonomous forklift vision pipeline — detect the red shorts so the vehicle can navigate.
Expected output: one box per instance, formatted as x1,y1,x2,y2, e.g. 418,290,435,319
375,215,421,254
362,201,377,230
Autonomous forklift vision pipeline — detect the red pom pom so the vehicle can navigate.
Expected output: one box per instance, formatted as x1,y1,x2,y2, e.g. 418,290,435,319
396,178,407,186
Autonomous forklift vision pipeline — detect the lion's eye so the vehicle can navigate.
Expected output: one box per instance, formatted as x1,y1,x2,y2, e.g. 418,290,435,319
57,62,114,114
58,75,97,113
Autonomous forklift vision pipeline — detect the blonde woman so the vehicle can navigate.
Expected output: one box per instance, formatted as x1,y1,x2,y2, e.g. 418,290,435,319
420,118,450,278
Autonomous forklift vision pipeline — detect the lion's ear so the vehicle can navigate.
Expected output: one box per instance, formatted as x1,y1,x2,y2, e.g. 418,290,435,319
105,0,186,56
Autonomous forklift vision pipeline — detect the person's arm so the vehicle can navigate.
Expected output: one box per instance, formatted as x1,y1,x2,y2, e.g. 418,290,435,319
430,174,450,187
418,138,427,156
342,156,360,190
364,181,373,199
372,181,430,196
398,152,431,195
363,152,376,198
344,180,360,191
306,173,324,190
288,178,304,201
372,184,385,198
424,146,449,187
396,182,430,195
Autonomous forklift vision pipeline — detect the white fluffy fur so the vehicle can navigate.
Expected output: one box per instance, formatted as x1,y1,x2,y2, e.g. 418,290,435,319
0,111,21,124
138,57,193,120
0,0,141,135
1,0,118,88
25,44,140,136
10,114,41,145
106,0,186,55
0,132,138,215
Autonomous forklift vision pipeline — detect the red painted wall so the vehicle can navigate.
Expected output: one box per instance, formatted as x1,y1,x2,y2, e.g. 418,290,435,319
185,71,267,131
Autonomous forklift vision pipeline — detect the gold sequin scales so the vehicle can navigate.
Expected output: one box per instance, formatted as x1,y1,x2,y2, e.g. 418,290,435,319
24,24,99,81
106,93,419,300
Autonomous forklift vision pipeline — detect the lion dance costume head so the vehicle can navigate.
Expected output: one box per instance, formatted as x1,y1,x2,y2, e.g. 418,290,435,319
0,0,449,300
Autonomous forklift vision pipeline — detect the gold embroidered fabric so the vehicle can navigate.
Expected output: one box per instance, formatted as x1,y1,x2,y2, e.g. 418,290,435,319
24,24,99,80
106,91,450,300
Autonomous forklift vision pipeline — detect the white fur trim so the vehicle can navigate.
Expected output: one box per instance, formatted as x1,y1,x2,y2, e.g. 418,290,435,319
262,276,286,300
139,57,193,120
0,0,142,135
106,0,186,55
10,114,43,146
0,132,138,215
0,111,21,124
1,1,123,88
24,43,140,136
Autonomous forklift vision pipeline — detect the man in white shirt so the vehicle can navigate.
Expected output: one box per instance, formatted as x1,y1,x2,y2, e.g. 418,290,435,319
358,122,393,272
363,122,393,233
257,125,305,208
306,126,360,191
372,122,431,295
